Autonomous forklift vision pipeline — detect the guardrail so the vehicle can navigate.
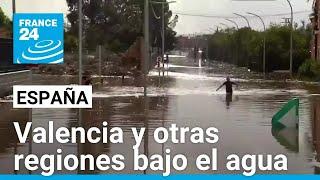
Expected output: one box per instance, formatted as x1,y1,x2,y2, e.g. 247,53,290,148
0,70,31,98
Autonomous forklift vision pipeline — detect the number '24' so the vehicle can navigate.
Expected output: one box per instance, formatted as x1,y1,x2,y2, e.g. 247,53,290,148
19,28,40,41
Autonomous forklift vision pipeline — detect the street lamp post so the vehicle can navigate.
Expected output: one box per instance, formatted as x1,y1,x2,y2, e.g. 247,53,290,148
225,19,239,65
233,13,252,67
286,0,293,77
225,19,239,30
234,13,251,28
247,12,266,76
230,0,292,76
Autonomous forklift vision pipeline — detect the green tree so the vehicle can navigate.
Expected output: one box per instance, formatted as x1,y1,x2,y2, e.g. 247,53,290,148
65,0,176,52
298,58,320,80
207,23,311,73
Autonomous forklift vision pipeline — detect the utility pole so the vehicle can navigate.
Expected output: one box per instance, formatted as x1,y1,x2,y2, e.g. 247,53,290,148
77,0,83,157
247,12,266,76
144,0,150,97
206,38,209,62
162,1,165,71
78,0,83,85
12,0,16,14
98,45,102,86
12,0,16,38
286,0,294,77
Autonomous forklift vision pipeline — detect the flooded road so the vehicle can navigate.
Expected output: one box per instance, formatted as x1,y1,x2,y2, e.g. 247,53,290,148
0,56,320,175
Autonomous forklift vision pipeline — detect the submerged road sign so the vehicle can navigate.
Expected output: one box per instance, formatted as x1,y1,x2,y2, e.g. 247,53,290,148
272,98,299,128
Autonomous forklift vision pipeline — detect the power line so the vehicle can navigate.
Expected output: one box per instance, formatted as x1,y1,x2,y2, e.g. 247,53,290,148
173,10,311,19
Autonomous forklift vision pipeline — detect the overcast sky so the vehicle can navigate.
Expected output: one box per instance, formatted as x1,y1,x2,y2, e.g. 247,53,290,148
0,0,313,35
170,0,313,35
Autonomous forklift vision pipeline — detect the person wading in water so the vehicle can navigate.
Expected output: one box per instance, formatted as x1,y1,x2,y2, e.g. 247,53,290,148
216,76,238,94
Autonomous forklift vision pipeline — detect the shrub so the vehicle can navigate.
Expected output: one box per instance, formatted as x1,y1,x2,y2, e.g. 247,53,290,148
298,59,320,80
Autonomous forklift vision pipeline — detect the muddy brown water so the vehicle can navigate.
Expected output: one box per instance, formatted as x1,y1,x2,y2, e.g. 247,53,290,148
0,59,319,175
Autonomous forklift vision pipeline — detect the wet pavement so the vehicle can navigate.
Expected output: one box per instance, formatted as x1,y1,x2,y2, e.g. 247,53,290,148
0,56,320,175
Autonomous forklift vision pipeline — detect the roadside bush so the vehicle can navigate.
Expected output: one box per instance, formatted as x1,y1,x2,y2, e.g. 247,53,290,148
298,59,320,80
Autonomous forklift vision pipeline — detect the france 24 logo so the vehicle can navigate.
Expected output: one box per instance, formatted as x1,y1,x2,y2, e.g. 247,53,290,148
13,13,64,64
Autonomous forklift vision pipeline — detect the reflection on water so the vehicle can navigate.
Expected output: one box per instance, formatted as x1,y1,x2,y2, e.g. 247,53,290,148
226,94,233,108
272,127,299,153
0,63,319,175
224,94,240,109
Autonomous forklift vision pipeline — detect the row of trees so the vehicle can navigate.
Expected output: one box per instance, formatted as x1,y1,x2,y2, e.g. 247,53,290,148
65,0,177,53
205,23,312,73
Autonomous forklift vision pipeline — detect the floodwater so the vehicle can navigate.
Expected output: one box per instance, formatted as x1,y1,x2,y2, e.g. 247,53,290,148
0,56,320,175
